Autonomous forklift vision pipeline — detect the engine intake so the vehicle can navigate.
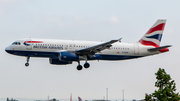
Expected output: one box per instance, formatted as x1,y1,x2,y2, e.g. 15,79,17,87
59,51,79,61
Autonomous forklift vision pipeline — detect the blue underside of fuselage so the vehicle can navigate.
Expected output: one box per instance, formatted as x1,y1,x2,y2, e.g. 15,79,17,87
5,50,142,60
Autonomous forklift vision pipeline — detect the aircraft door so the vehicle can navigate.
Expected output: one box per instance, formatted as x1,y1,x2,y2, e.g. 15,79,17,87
25,39,32,50
134,44,139,55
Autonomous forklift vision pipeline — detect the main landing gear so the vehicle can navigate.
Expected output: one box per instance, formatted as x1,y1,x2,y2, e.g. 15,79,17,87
77,61,90,71
25,56,30,67
84,62,90,68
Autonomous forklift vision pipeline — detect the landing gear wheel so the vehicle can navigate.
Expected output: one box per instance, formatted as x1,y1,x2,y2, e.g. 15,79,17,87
25,63,29,67
77,65,83,71
84,62,90,68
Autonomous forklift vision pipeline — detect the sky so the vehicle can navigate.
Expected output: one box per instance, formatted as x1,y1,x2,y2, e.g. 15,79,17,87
0,0,180,100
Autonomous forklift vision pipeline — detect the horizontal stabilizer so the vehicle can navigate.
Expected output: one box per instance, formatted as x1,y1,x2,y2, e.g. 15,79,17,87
148,45,172,52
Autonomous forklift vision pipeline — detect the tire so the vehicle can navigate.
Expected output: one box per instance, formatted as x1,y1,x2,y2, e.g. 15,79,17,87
84,62,90,68
25,63,29,67
77,65,83,71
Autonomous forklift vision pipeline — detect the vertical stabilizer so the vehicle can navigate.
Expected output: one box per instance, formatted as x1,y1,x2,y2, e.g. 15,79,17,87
139,19,166,47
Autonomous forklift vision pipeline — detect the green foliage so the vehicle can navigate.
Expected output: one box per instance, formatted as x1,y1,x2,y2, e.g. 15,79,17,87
144,94,156,101
145,94,152,101
145,68,180,101
154,68,172,90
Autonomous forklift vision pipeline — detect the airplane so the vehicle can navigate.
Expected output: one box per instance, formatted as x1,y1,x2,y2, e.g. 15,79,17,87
5,19,171,71
78,97,82,101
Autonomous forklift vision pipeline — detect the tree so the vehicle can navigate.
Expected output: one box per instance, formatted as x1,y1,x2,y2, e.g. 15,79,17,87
144,94,152,101
145,68,180,101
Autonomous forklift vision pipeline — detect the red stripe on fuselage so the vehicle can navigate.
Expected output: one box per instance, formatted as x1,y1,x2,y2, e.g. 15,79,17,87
24,41,43,43
139,39,159,47
146,23,165,34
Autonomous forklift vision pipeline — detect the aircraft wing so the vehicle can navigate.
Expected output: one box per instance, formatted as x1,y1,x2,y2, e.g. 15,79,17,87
75,38,122,55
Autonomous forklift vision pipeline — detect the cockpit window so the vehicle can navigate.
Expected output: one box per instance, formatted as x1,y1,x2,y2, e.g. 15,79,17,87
12,42,21,45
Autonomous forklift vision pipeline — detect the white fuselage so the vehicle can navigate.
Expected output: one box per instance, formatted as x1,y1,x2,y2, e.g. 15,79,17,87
5,38,159,60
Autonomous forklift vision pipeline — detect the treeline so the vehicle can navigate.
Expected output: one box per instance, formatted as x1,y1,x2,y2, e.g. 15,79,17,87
6,97,18,101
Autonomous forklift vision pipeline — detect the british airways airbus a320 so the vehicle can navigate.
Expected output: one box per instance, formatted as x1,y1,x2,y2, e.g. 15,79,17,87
5,19,171,70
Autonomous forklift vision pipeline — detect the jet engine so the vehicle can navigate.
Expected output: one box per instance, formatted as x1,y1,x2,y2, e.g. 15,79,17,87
59,51,79,61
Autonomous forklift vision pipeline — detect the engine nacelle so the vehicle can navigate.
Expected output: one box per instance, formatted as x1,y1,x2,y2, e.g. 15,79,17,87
59,51,79,61
49,58,72,65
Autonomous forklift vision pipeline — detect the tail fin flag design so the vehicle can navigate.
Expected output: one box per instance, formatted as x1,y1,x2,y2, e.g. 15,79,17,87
78,97,82,101
139,19,166,47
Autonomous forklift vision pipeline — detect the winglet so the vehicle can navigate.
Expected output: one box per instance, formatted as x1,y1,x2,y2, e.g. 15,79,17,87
111,38,122,42
118,38,122,42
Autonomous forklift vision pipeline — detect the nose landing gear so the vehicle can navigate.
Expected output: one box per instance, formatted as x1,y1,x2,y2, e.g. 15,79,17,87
25,56,30,67
25,63,29,66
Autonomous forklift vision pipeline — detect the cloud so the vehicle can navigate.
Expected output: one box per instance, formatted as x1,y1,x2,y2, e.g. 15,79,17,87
109,16,120,24
74,16,84,21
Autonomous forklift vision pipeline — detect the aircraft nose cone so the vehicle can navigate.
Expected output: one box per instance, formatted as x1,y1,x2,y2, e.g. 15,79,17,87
5,46,10,53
